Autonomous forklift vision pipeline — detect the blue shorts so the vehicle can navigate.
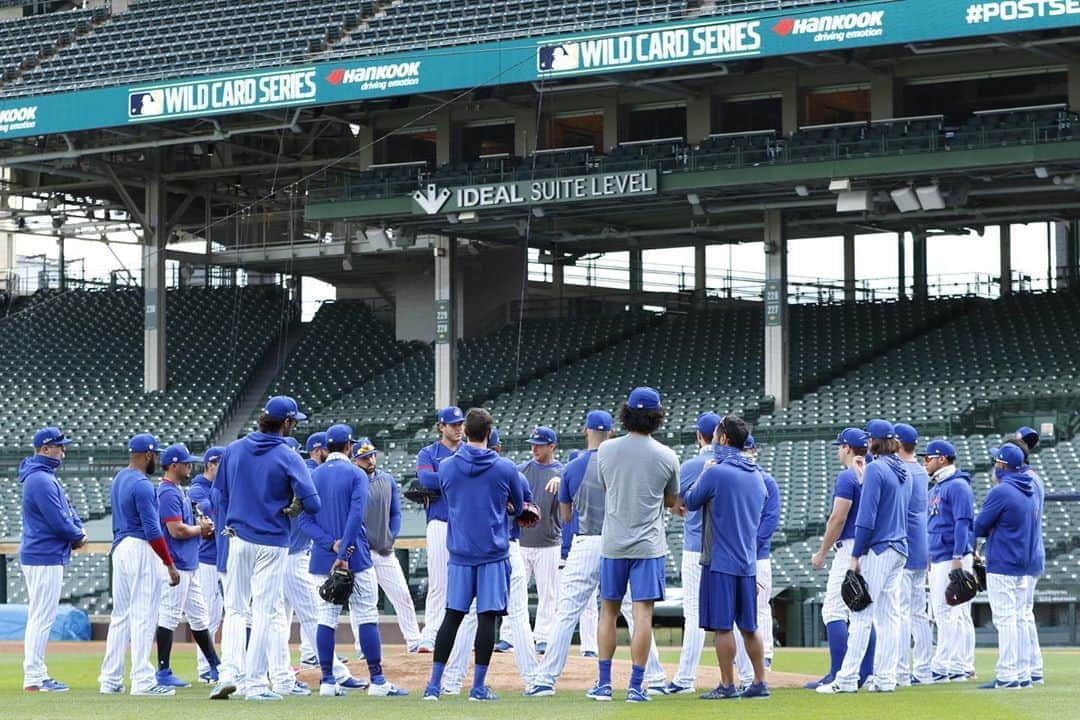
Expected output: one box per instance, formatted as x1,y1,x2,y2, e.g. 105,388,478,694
699,570,757,632
599,556,665,602
447,559,511,615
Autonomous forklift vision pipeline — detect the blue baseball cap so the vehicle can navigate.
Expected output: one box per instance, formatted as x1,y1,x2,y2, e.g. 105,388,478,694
568,449,582,462
585,410,613,432
921,439,956,458
438,406,465,424
353,437,379,458
831,427,869,449
695,412,720,439
203,446,226,464
284,437,302,454
263,395,307,421
305,432,328,454
529,426,558,445
866,419,896,440
990,444,1025,470
895,423,919,446
627,386,661,410
128,433,159,453
161,443,199,467
326,424,354,444
1016,426,1039,447
743,434,757,450
33,426,72,449
487,428,501,449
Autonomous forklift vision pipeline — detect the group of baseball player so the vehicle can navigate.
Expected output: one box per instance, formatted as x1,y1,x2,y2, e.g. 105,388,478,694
17,390,1046,701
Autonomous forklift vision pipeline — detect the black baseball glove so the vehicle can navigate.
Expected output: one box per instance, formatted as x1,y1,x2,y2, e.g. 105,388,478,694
319,568,354,605
972,557,987,591
841,569,872,612
945,568,979,606
516,502,542,529
404,480,440,506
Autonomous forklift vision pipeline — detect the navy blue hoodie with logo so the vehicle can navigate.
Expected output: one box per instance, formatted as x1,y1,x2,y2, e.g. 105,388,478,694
19,455,83,565
974,468,1039,577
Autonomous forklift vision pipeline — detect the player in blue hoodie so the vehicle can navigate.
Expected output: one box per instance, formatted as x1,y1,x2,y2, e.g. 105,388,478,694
1010,432,1046,685
210,396,320,702
300,424,407,698
974,444,1040,690
683,415,769,700
189,446,225,683
19,427,83,692
923,439,976,682
421,407,523,703
818,419,911,695
894,423,931,686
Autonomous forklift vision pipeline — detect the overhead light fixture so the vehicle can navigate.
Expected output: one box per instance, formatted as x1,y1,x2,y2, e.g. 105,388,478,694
836,190,870,213
192,143,204,156
794,185,809,197
348,123,361,138
342,256,353,271
828,178,851,192
890,187,921,213
1053,174,1077,185
1034,166,1049,179
532,207,545,218
686,193,704,217
457,211,478,223
915,185,946,210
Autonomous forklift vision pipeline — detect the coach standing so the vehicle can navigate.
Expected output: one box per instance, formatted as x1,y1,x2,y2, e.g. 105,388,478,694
211,396,320,702
99,433,180,696
517,426,563,653
895,423,931,685
19,426,84,692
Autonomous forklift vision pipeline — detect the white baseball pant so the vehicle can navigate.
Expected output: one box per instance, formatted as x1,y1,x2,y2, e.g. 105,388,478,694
673,549,705,688
928,556,972,677
896,568,932,682
987,572,1028,683
513,544,560,644
268,593,298,693
444,540,538,691
316,567,380,627
158,568,210,631
734,558,773,683
1021,575,1043,681
98,537,166,693
372,551,422,646
835,548,905,691
22,564,63,687
218,536,288,696
420,520,448,645
579,585,598,655
822,541,854,625
531,535,665,688
279,556,353,681
195,563,223,676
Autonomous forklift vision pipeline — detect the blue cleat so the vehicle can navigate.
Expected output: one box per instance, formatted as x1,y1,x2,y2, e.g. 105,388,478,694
741,681,770,699
469,686,499,702
664,682,695,695
338,677,369,690
586,683,613,701
155,669,191,688
244,691,282,701
198,666,219,684
804,673,833,690
978,679,1020,690
581,650,598,658
25,678,69,692
422,685,440,701
535,642,547,655
209,681,236,700
493,640,513,653
524,684,555,697
700,684,739,700
626,687,650,703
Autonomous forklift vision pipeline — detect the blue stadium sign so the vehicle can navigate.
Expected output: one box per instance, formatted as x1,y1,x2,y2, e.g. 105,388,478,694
1,0,1079,142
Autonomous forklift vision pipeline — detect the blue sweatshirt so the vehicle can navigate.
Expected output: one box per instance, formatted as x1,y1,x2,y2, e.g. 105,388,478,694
974,468,1039,577
212,432,320,548
903,460,930,570
1028,468,1045,576
288,458,321,554
678,445,714,553
158,479,199,572
832,468,862,541
927,467,974,563
509,472,533,543
757,470,781,560
852,455,911,558
415,441,457,523
111,467,164,547
188,474,217,566
300,454,373,575
18,455,83,566
429,444,522,566
683,447,766,576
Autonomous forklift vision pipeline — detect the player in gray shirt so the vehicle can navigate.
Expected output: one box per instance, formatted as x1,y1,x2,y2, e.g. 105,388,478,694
592,387,680,703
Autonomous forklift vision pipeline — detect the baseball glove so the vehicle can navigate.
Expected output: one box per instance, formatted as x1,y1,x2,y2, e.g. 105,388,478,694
972,557,987,591
319,568,354,605
516,502,542,529
403,481,440,506
945,568,979,606
841,569,872,612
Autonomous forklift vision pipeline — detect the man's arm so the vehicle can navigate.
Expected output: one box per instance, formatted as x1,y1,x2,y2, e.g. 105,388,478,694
682,467,714,512
508,467,524,517
32,477,84,542
298,510,335,552
287,454,321,515
758,476,781,544
337,470,369,562
663,455,680,509
388,478,402,539
812,497,852,568
973,486,1003,539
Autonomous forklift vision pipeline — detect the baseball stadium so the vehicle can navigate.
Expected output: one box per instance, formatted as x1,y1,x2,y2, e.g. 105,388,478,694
1,0,1080,717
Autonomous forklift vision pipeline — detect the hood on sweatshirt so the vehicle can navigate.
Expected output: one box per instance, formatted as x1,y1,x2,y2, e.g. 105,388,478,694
879,454,909,484
722,453,759,473
997,467,1035,496
18,454,61,482
243,431,288,456
456,444,497,476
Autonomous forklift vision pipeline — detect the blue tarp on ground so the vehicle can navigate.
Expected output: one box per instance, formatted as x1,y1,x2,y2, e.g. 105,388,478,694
0,604,91,640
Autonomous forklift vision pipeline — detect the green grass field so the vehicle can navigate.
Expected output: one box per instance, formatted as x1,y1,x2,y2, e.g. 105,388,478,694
1,646,1076,720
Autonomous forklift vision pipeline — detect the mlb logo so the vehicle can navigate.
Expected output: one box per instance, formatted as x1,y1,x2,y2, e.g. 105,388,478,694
537,43,579,72
129,90,163,117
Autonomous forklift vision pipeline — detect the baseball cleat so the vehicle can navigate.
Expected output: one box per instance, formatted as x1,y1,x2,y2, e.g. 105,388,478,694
198,666,219,684
208,681,237,700
1032,675,1044,684
132,684,176,696
804,673,834,690
100,682,125,695
741,682,770,699
581,650,598,658
699,684,739,700
535,642,547,655
338,677,369,689
586,682,612,701
524,684,555,697
949,673,969,682
417,640,434,654
320,683,346,697
244,691,283,701
284,684,311,696
155,670,191,688
299,656,319,668
978,679,1020,690
816,682,857,695
626,687,650,703
646,683,669,696
493,640,513,653
469,686,499,702
368,681,408,697
422,686,440,701
25,678,69,692
664,682,696,695
407,642,421,653
931,672,950,683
